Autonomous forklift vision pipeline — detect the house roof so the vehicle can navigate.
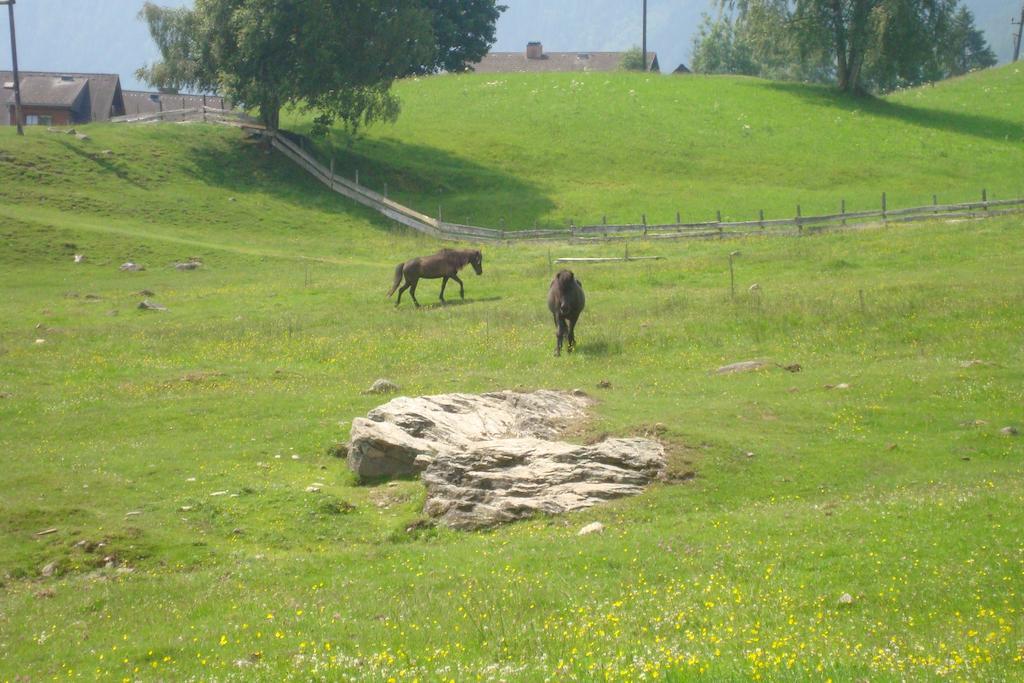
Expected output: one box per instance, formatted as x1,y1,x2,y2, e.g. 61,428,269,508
474,50,659,74
17,75,89,107
1,71,124,123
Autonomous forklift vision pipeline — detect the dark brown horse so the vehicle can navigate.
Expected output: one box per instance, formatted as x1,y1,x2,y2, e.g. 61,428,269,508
388,248,483,307
547,269,585,356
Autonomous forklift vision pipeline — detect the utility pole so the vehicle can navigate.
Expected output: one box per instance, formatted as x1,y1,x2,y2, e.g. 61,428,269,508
1,0,22,135
638,0,647,72
1013,3,1023,62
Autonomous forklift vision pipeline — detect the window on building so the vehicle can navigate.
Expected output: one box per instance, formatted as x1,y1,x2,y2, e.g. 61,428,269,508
25,115,53,126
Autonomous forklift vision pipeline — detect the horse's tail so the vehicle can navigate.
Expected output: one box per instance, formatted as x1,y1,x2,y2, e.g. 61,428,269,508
387,262,405,297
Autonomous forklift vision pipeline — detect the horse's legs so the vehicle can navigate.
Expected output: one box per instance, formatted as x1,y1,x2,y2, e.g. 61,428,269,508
409,278,421,307
395,282,410,307
439,276,449,303
567,315,578,353
554,315,565,356
451,273,465,299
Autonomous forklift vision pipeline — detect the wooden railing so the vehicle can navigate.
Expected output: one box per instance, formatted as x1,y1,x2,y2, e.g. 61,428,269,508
271,129,1024,243
111,106,257,127
116,117,1024,244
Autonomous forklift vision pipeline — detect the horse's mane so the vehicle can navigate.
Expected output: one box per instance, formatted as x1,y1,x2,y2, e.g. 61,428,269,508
439,248,474,267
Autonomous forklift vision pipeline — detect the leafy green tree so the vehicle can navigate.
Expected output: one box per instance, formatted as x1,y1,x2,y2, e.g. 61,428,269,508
940,6,998,77
691,14,757,75
413,0,507,74
620,46,647,71
138,0,505,132
693,0,997,93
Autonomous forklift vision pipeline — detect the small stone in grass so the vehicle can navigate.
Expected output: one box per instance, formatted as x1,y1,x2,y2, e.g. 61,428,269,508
577,522,604,536
138,299,167,312
364,378,399,395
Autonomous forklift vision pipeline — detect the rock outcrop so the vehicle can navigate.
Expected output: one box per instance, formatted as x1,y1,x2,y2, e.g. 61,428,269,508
347,391,665,530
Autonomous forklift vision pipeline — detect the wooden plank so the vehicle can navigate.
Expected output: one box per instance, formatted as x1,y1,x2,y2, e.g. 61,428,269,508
555,256,665,263
440,223,503,238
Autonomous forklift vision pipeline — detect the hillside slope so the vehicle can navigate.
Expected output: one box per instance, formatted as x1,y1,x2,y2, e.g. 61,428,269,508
1,71,1022,680
287,64,1023,231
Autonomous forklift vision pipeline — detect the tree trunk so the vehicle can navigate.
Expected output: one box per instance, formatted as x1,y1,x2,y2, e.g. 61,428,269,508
832,0,851,91
260,99,280,131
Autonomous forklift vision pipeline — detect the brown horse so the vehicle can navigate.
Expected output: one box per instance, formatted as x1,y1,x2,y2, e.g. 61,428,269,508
388,248,483,307
547,269,585,356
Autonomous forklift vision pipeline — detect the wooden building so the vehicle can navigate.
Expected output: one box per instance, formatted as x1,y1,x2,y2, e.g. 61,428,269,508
1,72,125,126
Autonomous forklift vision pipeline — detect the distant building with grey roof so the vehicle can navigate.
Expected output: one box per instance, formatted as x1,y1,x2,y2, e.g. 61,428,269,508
2,71,125,126
121,90,229,118
3,71,229,127
473,42,659,74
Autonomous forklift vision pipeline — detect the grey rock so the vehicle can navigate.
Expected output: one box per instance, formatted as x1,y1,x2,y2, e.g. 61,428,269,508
138,299,167,311
1001,426,1019,436
364,378,399,395
715,360,771,375
119,262,144,272
348,391,665,529
175,261,201,271
577,522,605,536
41,562,57,578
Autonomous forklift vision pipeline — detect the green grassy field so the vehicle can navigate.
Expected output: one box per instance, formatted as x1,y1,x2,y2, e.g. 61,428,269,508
289,64,1024,230
0,66,1022,681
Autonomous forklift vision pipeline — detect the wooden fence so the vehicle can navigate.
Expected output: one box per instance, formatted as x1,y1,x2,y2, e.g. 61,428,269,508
111,106,258,128
116,116,1024,244
268,130,1024,244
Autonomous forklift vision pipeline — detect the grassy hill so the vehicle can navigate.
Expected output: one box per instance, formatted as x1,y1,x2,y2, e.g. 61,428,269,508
0,66,1022,680
288,64,1024,230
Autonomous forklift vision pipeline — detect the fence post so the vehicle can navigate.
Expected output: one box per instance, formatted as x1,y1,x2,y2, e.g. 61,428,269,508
759,209,765,231
643,213,647,237
602,214,607,225
796,205,803,236
841,199,846,226
882,192,887,222
330,157,335,187
676,210,681,224
355,169,359,186
933,194,938,214
982,188,988,211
